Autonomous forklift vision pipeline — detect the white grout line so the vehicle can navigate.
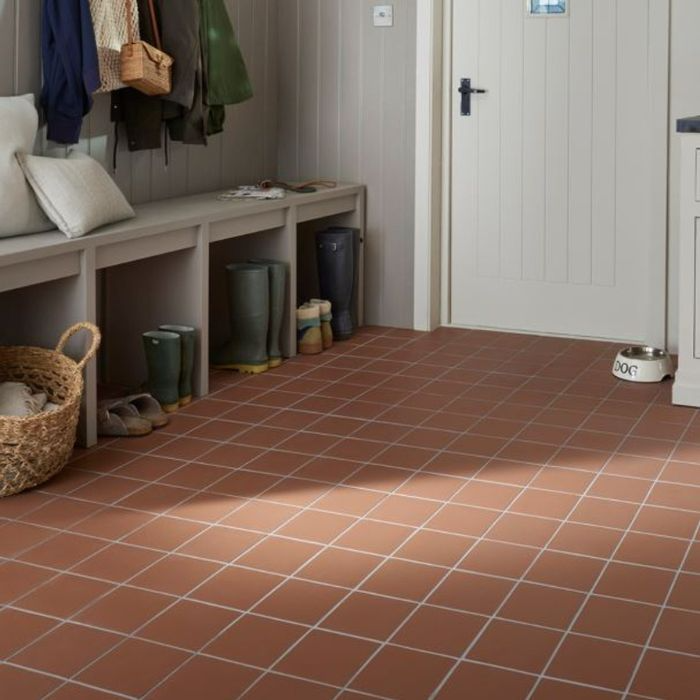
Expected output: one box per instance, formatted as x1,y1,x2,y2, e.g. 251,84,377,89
619,518,700,697
338,337,637,698
1,328,696,699
521,402,700,699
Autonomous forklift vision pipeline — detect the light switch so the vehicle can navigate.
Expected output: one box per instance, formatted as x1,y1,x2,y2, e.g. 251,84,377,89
373,5,394,27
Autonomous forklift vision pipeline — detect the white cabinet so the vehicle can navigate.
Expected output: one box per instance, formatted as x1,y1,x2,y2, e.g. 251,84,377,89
673,119,700,406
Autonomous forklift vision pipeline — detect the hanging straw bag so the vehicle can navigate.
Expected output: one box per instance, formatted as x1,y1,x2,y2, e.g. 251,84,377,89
0,323,101,498
89,0,140,93
120,0,173,96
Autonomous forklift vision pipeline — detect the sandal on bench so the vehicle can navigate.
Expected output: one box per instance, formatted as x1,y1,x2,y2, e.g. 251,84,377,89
98,401,152,438
122,394,169,429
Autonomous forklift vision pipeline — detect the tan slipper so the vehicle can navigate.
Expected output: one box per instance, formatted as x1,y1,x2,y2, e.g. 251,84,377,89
123,394,169,429
98,401,152,437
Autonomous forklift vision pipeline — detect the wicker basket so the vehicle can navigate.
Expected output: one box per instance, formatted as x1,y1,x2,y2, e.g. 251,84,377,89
0,323,101,497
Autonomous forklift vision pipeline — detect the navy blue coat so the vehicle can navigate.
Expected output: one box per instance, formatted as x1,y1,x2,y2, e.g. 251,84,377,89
41,0,100,144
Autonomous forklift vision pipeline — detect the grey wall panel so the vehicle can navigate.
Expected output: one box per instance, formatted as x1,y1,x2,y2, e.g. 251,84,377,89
276,0,417,328
5,0,279,203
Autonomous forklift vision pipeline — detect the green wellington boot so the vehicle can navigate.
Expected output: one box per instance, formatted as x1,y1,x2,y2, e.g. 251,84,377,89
143,331,181,413
297,303,323,355
249,259,288,369
159,325,196,407
310,299,333,350
212,263,270,374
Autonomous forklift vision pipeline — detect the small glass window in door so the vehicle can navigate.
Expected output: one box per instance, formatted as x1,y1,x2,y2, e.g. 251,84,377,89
528,0,567,15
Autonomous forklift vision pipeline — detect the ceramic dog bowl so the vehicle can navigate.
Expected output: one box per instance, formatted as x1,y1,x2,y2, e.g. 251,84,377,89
612,346,674,383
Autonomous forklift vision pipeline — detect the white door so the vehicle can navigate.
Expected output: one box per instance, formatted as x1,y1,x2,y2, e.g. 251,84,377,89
449,0,669,342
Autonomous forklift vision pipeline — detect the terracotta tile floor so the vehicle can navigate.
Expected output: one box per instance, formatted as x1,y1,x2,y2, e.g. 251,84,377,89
1,326,699,699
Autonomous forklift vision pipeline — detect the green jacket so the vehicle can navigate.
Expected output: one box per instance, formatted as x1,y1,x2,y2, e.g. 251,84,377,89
113,0,253,151
202,0,253,109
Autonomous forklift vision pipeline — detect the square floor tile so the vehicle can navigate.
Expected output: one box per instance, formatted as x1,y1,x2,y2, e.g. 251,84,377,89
146,656,259,700
322,592,415,641
595,562,674,605
428,571,514,615
76,585,173,633
0,522,59,559
0,665,60,699
241,673,336,700
569,497,638,529
335,519,414,555
72,543,162,582
396,530,475,567
274,629,378,686
669,573,700,611
508,488,578,519
392,605,485,656
526,551,605,591
573,596,658,645
76,638,188,697
548,634,641,691
0,609,57,659
277,509,357,543
468,619,561,674
139,599,239,650
11,623,122,678
0,562,55,605
361,559,446,601
631,505,699,539
190,565,283,611
427,504,499,537
298,547,382,588
19,532,105,569
177,526,262,562
614,531,689,569
368,495,442,527
548,522,622,559
350,645,454,700
487,513,560,547
460,540,538,579
205,613,308,667
531,679,622,699
630,649,700,700
253,579,347,625
237,537,322,576
16,574,112,618
436,661,535,700
131,554,222,595
500,582,585,630
650,608,700,655
221,501,300,532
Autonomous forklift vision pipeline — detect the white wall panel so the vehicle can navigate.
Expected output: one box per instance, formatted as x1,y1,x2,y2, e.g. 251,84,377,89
3,0,278,203
276,0,417,328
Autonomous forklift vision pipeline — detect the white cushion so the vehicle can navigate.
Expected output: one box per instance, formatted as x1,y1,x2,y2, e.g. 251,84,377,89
17,151,135,239
0,95,53,238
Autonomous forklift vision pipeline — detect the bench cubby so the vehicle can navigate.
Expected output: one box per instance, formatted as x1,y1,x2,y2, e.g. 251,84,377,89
0,184,365,446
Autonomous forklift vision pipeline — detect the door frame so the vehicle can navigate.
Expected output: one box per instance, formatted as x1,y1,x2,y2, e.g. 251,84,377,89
414,0,671,346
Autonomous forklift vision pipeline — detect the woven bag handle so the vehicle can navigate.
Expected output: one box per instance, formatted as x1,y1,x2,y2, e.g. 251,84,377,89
125,0,163,51
56,323,102,370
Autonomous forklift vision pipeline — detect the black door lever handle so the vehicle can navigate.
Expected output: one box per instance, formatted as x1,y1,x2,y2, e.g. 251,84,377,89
459,78,487,116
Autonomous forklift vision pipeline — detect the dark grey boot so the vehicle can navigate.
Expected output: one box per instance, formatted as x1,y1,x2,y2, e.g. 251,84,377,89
159,325,196,406
211,263,270,374
249,259,288,368
143,331,181,413
316,228,358,340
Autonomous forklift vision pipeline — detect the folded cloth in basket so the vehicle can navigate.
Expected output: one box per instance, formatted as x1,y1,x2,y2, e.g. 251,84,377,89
0,382,48,417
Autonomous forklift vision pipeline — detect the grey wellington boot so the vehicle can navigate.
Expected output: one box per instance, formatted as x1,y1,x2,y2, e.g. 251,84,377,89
143,331,181,413
326,227,361,334
211,263,270,374
249,259,288,368
316,228,357,340
159,325,196,407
